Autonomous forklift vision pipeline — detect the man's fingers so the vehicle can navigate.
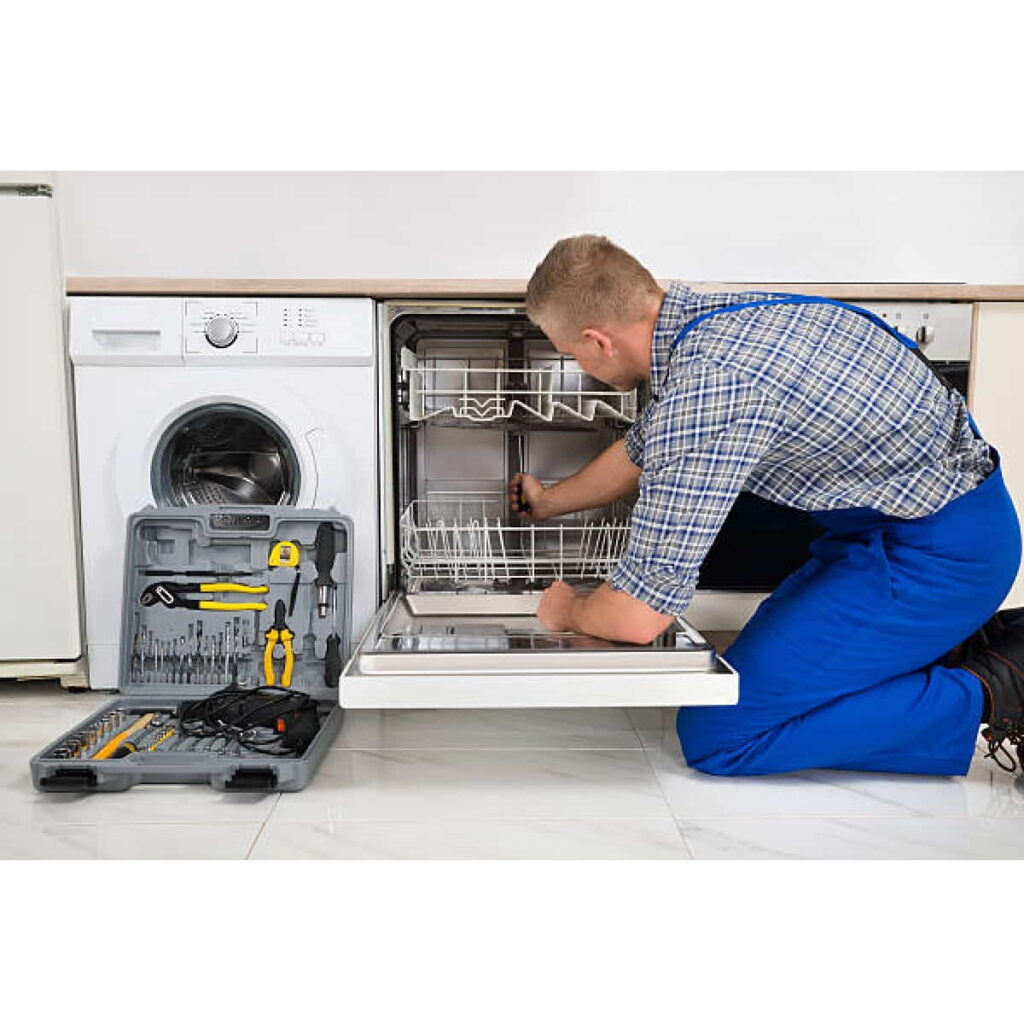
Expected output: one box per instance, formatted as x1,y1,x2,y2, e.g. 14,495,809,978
509,473,536,519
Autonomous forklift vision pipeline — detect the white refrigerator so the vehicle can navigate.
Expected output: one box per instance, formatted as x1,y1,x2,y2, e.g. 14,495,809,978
0,182,84,683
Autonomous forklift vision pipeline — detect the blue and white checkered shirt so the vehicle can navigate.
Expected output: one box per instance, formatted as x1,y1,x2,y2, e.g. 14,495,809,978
608,282,993,616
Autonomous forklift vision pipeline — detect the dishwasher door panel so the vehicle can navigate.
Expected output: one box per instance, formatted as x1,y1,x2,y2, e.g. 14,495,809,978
340,592,740,709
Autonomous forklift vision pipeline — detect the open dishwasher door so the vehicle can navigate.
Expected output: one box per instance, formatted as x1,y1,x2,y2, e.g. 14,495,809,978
340,591,738,708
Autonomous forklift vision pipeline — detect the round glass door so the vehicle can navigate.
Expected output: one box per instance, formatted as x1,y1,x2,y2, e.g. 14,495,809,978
151,403,301,507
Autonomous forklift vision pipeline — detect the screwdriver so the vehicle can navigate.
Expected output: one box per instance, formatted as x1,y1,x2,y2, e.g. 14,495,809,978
93,713,155,760
325,634,341,688
314,522,335,619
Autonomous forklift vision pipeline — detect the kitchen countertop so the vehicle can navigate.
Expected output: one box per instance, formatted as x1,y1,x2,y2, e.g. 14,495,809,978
64,279,1024,301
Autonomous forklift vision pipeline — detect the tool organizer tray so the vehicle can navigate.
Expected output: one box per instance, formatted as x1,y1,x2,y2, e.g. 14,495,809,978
31,506,353,793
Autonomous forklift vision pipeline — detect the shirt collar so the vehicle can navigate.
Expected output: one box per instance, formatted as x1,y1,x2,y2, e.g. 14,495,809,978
649,281,695,398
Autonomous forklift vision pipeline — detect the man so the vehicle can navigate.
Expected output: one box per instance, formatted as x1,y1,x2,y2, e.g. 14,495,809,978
513,234,1024,776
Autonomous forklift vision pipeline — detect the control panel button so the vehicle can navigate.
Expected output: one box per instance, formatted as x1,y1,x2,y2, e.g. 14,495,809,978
205,316,239,348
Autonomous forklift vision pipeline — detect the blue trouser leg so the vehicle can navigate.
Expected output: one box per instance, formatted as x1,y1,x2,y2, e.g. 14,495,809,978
676,461,1022,776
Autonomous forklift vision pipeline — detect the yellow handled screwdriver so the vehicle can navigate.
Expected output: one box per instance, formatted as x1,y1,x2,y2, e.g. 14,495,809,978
92,713,155,760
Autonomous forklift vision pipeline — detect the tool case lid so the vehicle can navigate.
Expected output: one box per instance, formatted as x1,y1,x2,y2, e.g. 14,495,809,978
119,506,354,704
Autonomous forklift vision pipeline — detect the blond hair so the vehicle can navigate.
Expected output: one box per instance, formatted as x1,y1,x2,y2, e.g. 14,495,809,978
525,235,662,339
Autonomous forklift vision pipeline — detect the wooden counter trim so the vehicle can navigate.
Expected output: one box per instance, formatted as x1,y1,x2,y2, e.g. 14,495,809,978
64,278,1024,302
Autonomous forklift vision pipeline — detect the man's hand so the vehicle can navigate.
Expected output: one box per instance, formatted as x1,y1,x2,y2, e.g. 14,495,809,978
507,439,641,523
509,473,552,521
536,580,580,631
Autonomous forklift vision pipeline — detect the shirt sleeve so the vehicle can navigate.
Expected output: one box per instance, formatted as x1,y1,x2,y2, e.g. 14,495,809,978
623,402,655,467
609,361,783,617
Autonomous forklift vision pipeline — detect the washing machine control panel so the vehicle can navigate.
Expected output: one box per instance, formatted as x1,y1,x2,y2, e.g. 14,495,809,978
186,302,258,354
183,299,374,365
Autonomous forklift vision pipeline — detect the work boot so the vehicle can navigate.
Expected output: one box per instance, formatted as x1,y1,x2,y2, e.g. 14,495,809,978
947,607,1024,772
942,607,1024,667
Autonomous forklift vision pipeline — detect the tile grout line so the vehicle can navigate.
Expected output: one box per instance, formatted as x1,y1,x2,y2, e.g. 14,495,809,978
628,712,692,855
245,818,270,860
245,794,281,859
671,818,699,859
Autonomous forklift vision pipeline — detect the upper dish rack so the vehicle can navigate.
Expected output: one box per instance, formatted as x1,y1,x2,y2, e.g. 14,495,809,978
400,492,632,584
400,349,638,425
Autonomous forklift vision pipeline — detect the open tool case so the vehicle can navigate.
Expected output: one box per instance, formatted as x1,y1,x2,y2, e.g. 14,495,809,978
31,507,352,793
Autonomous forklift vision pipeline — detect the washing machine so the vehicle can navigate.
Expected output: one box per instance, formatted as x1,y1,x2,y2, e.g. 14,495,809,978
69,297,379,687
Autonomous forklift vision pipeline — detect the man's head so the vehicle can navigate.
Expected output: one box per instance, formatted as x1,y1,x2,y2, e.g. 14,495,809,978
525,234,664,391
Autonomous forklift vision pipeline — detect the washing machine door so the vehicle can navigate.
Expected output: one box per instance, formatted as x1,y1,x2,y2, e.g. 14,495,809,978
114,372,333,514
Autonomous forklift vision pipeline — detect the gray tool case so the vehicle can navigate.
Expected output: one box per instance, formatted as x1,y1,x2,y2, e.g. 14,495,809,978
31,506,352,793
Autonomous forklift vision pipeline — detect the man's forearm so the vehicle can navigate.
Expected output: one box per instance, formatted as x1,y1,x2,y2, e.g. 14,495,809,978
565,582,674,645
540,439,641,517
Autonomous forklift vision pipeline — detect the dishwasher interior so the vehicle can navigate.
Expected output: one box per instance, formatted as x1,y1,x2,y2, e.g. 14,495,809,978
363,308,717,674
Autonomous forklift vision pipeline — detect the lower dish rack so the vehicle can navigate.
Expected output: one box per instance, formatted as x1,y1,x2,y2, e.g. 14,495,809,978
400,491,632,584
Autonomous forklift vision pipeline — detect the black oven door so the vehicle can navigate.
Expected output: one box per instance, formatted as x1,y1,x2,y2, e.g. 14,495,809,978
696,359,971,592
697,491,823,591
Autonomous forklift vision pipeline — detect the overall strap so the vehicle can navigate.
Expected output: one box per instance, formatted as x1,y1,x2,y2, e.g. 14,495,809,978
670,293,955,395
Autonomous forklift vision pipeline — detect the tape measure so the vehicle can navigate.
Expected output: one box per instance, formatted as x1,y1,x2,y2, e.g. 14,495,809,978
268,540,301,568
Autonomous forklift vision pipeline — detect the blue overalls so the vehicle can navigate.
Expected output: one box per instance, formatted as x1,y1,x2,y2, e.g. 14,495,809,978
671,296,1022,776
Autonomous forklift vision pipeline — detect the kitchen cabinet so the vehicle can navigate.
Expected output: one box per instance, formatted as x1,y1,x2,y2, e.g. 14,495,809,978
971,302,1024,607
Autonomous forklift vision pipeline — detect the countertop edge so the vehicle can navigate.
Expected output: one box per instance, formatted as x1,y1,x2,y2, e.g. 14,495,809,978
63,278,1024,301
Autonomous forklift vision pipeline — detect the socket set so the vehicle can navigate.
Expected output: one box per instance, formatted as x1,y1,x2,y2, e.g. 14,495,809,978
45,705,299,761
31,507,353,793
47,709,180,761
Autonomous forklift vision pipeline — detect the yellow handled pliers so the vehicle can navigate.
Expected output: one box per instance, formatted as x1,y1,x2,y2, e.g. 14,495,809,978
263,599,295,688
139,580,269,611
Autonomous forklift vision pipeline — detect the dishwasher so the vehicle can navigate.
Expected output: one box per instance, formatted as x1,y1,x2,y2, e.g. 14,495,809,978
340,302,740,709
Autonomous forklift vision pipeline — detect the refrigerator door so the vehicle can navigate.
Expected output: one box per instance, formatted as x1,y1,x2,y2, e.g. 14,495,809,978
341,592,739,708
0,186,81,661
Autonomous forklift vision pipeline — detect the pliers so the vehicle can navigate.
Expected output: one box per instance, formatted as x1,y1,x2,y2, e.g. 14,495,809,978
139,580,269,611
263,599,295,688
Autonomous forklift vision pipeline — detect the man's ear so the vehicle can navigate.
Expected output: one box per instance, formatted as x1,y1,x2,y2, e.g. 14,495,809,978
580,327,615,357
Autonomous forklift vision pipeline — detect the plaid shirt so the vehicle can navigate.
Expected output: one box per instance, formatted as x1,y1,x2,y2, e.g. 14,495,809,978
609,282,993,616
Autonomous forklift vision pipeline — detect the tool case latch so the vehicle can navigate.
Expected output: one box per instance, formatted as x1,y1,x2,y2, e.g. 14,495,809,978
38,767,99,791
224,767,278,790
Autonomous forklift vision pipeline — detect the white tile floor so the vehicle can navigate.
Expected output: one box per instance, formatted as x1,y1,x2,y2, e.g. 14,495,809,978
3,680,1023,859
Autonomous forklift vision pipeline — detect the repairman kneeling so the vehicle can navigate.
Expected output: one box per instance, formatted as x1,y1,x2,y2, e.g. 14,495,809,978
513,234,1024,777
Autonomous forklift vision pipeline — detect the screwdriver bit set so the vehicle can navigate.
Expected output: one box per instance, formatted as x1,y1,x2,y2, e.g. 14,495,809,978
31,507,353,793
132,617,256,687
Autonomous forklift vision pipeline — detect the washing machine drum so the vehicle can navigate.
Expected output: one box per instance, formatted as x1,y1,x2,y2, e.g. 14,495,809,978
152,403,301,506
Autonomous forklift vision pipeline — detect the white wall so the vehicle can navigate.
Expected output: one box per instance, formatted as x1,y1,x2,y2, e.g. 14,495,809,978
54,171,1024,283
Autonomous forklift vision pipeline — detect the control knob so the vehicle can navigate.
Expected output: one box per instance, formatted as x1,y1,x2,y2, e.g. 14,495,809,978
205,316,239,348
914,325,935,348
